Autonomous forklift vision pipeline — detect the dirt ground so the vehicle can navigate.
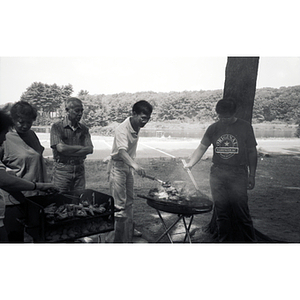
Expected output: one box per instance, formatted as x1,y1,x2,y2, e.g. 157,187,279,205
84,151,300,243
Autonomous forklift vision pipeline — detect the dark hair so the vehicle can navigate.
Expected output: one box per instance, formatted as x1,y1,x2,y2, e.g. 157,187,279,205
65,97,82,109
10,101,37,121
132,100,153,115
215,98,237,115
0,110,14,132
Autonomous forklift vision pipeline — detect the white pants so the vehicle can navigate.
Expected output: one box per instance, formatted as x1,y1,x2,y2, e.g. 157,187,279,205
106,160,134,242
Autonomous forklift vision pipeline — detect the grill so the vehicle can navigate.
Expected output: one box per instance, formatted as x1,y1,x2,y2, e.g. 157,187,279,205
138,195,213,215
138,194,213,243
21,189,115,242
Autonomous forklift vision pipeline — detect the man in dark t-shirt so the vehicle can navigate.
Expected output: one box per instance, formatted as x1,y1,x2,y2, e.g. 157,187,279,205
185,98,257,242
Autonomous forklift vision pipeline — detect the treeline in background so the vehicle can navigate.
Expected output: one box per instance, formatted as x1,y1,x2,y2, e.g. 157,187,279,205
2,82,300,136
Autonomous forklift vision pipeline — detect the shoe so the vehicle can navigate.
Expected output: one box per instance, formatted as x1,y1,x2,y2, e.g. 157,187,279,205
77,237,93,243
133,228,142,237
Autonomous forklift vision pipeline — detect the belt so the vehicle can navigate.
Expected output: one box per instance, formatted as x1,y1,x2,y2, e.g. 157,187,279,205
56,158,84,165
111,157,123,162
212,164,247,170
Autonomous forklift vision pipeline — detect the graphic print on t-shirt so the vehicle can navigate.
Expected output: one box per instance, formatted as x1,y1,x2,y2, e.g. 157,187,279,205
215,134,239,159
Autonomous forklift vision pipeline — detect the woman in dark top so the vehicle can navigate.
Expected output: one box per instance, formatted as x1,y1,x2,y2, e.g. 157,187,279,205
0,109,56,242
0,101,50,242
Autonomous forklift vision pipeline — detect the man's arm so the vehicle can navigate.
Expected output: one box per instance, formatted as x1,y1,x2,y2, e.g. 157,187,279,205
0,169,55,192
56,143,93,156
185,143,209,169
247,146,257,190
50,123,94,157
118,149,145,177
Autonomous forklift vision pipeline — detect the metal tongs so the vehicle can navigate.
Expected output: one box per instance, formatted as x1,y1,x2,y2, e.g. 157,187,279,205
144,175,171,187
181,159,201,193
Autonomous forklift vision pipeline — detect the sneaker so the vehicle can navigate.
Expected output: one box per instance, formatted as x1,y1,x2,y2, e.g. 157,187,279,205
77,237,93,243
133,228,142,237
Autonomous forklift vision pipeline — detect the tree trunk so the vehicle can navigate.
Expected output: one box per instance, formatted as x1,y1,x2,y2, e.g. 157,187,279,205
223,57,259,123
206,56,260,239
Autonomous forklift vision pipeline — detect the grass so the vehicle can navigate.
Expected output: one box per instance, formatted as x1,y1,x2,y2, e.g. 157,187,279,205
46,151,300,243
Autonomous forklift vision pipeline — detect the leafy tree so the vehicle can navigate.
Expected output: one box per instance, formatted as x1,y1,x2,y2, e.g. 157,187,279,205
20,82,73,113
18,81,300,128
20,82,73,125
77,90,89,97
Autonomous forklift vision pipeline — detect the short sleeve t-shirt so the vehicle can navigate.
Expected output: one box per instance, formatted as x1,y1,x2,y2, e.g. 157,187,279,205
201,119,257,166
111,117,139,160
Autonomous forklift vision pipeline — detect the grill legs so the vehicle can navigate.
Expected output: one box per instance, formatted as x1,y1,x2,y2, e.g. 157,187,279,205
155,210,194,243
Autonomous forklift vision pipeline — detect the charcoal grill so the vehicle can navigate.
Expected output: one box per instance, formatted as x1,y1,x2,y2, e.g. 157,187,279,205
138,194,213,243
20,189,115,243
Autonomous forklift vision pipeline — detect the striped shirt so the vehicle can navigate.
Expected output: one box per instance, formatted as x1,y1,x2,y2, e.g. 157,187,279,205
50,117,93,161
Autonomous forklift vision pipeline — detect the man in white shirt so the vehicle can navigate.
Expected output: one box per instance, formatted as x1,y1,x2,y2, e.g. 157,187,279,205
107,100,153,243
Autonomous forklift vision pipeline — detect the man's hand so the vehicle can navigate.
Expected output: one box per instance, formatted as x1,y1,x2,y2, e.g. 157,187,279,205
102,155,111,163
134,164,146,177
183,162,193,170
36,182,59,193
247,175,255,190
44,158,52,166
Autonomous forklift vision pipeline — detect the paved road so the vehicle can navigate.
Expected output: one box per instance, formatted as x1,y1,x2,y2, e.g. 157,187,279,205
37,133,300,160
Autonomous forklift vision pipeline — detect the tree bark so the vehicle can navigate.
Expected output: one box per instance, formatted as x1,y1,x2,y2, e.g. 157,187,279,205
223,57,259,123
206,56,260,239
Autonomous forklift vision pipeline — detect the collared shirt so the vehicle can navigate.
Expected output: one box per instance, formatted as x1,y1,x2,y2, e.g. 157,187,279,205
111,117,139,160
50,116,93,161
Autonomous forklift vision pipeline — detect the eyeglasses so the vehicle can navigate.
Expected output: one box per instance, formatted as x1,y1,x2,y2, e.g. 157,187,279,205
72,108,84,114
140,116,151,121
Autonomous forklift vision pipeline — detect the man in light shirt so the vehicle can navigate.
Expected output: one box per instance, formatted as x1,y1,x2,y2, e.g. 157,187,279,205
107,100,153,243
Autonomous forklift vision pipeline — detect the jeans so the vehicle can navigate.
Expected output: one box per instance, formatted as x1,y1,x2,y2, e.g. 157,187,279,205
0,191,5,228
106,160,134,243
4,204,25,242
53,162,85,196
0,191,8,242
210,164,256,242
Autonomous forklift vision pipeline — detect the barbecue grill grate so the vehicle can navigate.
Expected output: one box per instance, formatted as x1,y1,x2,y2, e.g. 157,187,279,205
22,189,115,242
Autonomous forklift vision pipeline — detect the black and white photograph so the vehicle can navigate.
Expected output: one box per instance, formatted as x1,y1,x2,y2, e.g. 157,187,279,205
1,1,299,299
1,56,300,245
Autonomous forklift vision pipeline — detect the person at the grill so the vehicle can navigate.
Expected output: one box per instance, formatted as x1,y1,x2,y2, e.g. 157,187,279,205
50,97,93,196
184,98,258,242
0,109,57,242
0,101,53,242
106,100,153,243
